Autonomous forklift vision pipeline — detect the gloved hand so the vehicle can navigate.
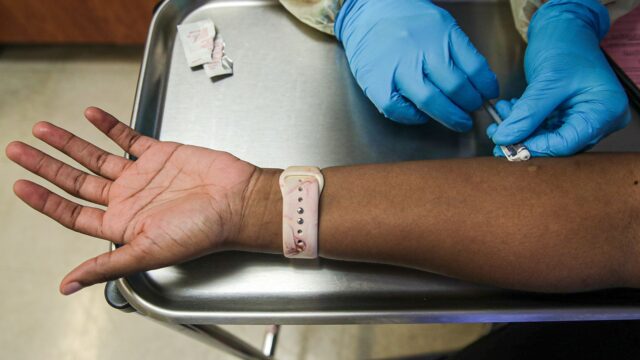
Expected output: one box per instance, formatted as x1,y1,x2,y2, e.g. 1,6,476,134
488,0,630,157
335,0,499,131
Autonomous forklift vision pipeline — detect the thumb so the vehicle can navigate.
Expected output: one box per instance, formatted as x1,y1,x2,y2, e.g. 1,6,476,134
486,99,515,139
59,244,143,295
492,78,566,145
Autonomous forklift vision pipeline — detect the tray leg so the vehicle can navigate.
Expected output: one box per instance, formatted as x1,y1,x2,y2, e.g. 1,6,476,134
179,324,271,360
262,325,280,358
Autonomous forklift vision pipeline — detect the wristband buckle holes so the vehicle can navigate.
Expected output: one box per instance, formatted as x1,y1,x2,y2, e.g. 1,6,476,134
297,229,303,234
298,187,303,191
298,197,303,202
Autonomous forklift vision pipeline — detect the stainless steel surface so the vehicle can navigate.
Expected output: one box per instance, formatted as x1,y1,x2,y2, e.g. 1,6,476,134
117,0,640,324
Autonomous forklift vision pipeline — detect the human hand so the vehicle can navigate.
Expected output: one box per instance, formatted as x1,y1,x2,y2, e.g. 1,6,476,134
335,0,498,130
488,0,630,157
5,107,271,295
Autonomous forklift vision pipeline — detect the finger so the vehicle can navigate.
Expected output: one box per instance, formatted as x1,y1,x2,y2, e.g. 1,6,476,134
495,99,514,119
6,141,110,205
59,245,139,295
486,100,513,139
60,236,174,295
362,72,430,125
491,79,566,145
13,179,106,238
523,102,630,156
396,63,472,131
449,26,499,99
84,107,157,157
425,54,483,112
32,121,131,180
486,123,498,138
492,145,504,157
382,94,431,125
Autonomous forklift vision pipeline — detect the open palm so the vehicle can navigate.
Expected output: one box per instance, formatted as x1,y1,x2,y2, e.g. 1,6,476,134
5,107,258,295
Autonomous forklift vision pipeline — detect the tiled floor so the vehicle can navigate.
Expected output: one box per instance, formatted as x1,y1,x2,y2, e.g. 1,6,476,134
0,46,489,360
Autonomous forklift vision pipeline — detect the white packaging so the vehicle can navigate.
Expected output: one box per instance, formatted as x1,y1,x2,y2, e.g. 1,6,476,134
177,20,216,67
204,37,234,79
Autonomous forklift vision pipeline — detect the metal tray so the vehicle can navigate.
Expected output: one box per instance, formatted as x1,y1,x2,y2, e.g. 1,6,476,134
114,0,640,324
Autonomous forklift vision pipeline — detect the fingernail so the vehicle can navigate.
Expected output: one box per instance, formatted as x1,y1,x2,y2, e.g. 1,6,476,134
62,282,83,295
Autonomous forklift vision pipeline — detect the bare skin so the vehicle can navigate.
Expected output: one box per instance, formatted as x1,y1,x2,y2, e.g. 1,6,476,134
5,107,259,295
5,107,640,295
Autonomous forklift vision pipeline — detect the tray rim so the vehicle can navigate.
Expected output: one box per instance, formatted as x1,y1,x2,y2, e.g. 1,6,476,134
111,0,640,324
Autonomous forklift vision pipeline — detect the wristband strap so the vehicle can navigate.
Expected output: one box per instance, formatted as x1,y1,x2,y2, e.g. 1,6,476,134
279,166,324,259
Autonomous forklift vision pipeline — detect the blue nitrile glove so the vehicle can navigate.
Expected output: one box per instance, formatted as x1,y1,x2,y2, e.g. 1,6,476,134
487,0,630,157
335,0,499,131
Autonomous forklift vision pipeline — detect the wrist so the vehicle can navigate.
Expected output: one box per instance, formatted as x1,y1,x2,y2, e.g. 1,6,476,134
333,0,356,42
529,0,610,41
232,168,283,253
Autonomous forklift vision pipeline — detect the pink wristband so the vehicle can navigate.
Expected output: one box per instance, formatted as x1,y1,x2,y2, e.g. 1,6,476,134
279,167,324,259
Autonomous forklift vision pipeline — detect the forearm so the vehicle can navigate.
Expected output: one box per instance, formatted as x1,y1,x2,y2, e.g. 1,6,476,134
237,154,640,292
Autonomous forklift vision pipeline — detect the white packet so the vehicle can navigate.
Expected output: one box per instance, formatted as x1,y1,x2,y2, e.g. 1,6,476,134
177,20,216,67
204,37,234,79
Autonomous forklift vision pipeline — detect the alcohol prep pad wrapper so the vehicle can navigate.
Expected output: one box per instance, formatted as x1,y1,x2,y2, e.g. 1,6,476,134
177,20,216,67
204,37,234,78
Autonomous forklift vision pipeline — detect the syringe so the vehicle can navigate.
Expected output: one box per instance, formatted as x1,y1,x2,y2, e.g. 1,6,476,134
483,102,531,162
